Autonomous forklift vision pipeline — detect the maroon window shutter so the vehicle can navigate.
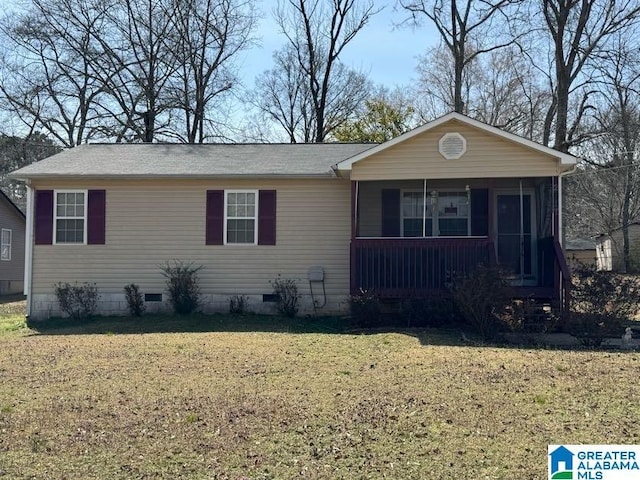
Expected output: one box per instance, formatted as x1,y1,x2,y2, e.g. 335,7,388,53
87,190,106,245
258,190,277,245
381,189,400,237
470,189,489,236
34,190,54,245
206,190,224,245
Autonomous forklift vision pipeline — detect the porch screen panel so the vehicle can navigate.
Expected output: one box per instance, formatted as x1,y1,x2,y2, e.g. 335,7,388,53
497,194,532,275
470,189,488,236
402,191,430,237
381,189,400,237
438,192,468,236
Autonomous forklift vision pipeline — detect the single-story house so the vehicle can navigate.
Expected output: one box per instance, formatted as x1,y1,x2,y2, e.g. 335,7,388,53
0,189,26,295
10,112,578,320
595,223,640,272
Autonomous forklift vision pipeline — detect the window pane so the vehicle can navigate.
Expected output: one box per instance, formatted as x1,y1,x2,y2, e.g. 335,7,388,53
439,218,468,236
227,219,255,244
438,192,468,217
403,219,423,237
56,193,67,216
402,192,423,217
1,230,10,260
56,219,84,243
56,192,85,217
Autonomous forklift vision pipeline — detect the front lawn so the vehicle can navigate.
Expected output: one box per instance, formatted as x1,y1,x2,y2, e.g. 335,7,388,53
0,312,638,479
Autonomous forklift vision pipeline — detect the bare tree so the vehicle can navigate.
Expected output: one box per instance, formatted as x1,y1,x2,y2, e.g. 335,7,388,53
250,47,313,143
566,34,640,271
415,44,549,139
537,0,640,152
170,0,256,143
92,0,180,142
0,0,109,146
400,0,523,114
1,0,257,144
0,133,61,208
274,0,379,142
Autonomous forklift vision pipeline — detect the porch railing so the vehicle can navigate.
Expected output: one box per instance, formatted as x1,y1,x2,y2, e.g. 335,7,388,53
553,239,572,317
350,237,495,297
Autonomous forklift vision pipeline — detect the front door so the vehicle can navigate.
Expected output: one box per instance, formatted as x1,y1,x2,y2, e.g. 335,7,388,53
495,191,536,285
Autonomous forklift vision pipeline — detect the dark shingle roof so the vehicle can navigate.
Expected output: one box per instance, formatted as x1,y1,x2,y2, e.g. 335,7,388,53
10,143,374,179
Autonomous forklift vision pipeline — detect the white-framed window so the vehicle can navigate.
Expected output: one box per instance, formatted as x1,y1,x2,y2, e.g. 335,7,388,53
401,191,432,237
400,189,470,237
1,229,11,261
54,190,87,244
224,190,258,244
436,191,469,236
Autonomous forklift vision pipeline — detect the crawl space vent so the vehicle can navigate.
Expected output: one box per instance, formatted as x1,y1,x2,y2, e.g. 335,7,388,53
439,132,467,160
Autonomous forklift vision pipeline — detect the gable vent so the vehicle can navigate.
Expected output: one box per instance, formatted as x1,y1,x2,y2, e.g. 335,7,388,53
439,132,467,160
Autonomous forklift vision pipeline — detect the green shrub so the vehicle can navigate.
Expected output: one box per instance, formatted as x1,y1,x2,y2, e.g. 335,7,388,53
452,264,511,341
349,289,381,327
569,264,639,347
54,282,99,320
271,276,300,318
160,261,203,315
124,283,145,317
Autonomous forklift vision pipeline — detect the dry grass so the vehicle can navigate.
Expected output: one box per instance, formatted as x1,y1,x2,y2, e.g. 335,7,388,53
0,309,639,478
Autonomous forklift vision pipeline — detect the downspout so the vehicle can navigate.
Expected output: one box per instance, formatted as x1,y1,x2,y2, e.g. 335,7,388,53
24,183,34,319
558,165,578,246
558,164,578,317
519,179,524,284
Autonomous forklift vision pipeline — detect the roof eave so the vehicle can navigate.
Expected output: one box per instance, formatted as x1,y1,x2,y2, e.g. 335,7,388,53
11,172,342,181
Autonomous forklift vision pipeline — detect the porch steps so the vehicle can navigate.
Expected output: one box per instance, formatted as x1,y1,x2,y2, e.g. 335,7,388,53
509,297,561,333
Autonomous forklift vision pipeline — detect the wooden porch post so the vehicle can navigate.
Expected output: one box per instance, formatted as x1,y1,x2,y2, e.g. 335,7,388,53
351,180,358,239
350,181,358,295
552,176,559,238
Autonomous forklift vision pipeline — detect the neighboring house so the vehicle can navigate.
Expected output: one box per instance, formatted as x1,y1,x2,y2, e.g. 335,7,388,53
10,113,578,320
564,237,596,270
0,189,25,295
595,223,640,272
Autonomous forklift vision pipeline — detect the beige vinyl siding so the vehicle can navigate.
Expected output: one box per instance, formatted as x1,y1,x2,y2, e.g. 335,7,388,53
0,197,25,290
351,120,563,181
30,178,351,304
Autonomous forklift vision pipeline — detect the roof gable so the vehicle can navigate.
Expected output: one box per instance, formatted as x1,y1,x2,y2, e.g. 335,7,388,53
336,112,579,172
0,189,25,219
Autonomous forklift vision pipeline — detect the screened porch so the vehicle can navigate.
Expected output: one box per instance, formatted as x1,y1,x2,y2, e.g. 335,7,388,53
350,177,570,309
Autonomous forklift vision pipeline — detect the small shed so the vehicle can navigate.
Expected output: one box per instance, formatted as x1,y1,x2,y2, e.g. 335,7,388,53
595,223,640,272
564,237,596,270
